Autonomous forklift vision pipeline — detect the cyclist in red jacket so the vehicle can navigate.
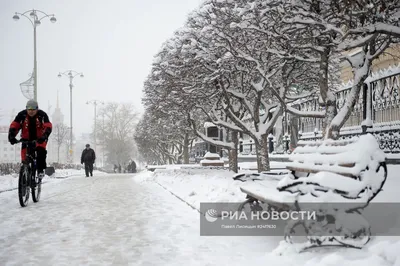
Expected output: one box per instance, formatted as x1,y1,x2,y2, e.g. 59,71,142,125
8,99,52,181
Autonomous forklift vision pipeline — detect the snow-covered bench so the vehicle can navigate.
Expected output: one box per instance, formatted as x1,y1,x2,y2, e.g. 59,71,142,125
238,133,388,251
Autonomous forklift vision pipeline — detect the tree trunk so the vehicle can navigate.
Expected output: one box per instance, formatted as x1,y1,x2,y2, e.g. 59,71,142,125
319,48,339,139
290,116,299,150
324,91,338,139
183,132,189,164
229,131,238,173
169,145,174,164
256,134,270,172
325,47,372,140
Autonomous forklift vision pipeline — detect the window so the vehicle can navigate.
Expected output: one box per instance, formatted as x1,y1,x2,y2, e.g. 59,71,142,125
207,126,218,138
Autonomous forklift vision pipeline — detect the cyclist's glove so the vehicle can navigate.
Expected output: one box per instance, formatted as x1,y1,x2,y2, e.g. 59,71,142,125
8,131,17,145
37,135,47,144
9,137,17,145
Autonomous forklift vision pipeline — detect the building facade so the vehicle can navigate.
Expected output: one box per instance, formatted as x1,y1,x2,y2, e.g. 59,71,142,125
0,125,20,163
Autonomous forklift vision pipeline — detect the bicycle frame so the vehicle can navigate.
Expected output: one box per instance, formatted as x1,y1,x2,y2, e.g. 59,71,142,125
19,140,37,185
17,139,43,207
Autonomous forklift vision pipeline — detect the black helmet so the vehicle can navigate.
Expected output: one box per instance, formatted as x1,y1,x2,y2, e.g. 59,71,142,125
86,144,90,148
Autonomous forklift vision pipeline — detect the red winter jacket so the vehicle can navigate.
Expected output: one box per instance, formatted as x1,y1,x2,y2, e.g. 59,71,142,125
9,109,52,141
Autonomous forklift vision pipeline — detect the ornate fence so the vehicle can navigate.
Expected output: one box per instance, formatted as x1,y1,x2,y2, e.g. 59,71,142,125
296,67,400,154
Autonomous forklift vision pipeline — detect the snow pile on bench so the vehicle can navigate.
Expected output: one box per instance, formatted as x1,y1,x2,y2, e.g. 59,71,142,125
286,134,386,179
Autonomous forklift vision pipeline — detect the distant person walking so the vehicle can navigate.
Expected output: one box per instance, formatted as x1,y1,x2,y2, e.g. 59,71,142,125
81,144,96,177
127,160,137,173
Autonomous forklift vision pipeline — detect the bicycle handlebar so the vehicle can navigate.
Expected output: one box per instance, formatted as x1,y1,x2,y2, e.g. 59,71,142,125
16,139,37,144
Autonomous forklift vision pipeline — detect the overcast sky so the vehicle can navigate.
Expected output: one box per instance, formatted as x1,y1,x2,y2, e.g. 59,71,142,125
0,0,202,136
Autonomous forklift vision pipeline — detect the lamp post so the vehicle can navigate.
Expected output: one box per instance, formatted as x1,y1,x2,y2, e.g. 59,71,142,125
13,9,56,101
86,100,104,153
102,112,105,167
58,70,84,163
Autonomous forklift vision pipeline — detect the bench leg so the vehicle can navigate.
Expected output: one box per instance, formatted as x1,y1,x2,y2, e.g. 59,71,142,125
237,197,264,213
291,170,310,179
283,207,371,252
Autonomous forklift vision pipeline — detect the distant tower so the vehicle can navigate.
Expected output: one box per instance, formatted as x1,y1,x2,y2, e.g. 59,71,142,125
52,90,64,126
48,100,52,116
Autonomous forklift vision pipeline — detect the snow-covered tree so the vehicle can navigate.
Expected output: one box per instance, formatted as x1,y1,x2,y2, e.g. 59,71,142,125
97,103,139,167
139,0,400,172
264,0,400,138
52,123,69,163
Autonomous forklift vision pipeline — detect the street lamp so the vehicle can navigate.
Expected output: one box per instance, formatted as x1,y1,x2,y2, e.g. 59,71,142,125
86,100,104,153
13,9,56,101
58,70,84,163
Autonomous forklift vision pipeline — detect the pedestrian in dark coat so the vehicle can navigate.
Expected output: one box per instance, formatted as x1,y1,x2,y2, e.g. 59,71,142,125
81,144,96,177
131,160,137,173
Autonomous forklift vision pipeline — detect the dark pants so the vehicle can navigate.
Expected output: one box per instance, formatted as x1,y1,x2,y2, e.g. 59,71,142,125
21,145,47,174
84,162,93,177
36,147,47,174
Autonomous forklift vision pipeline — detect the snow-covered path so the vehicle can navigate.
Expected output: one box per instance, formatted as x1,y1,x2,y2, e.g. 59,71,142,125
1,173,398,266
0,174,283,266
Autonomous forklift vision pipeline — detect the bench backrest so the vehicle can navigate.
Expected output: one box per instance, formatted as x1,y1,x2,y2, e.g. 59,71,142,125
294,138,357,154
287,134,386,176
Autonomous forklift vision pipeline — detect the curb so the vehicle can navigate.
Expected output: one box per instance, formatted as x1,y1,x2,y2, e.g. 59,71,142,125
154,180,203,215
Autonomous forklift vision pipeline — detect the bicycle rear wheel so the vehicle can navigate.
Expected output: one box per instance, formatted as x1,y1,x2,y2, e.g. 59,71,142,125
18,165,30,207
32,173,41,203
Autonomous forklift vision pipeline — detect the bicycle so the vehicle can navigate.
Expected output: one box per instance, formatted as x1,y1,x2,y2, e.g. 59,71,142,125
16,139,42,207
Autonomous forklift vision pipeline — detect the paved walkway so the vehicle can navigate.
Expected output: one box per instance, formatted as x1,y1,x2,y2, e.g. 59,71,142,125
0,174,281,266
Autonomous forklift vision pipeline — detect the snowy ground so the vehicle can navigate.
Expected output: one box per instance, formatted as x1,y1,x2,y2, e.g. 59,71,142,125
135,163,400,265
0,165,399,265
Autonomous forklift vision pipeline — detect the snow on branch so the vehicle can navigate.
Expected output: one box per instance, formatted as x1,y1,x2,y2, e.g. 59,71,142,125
285,90,317,100
224,106,256,138
282,17,344,36
286,105,325,118
337,34,377,51
347,23,400,39
260,101,278,124
210,106,244,132
226,89,255,119
266,48,319,63
290,44,326,53
256,105,282,139
250,79,264,92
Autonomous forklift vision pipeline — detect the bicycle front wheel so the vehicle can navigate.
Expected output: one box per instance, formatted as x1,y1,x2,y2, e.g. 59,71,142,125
32,173,41,203
18,165,30,207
